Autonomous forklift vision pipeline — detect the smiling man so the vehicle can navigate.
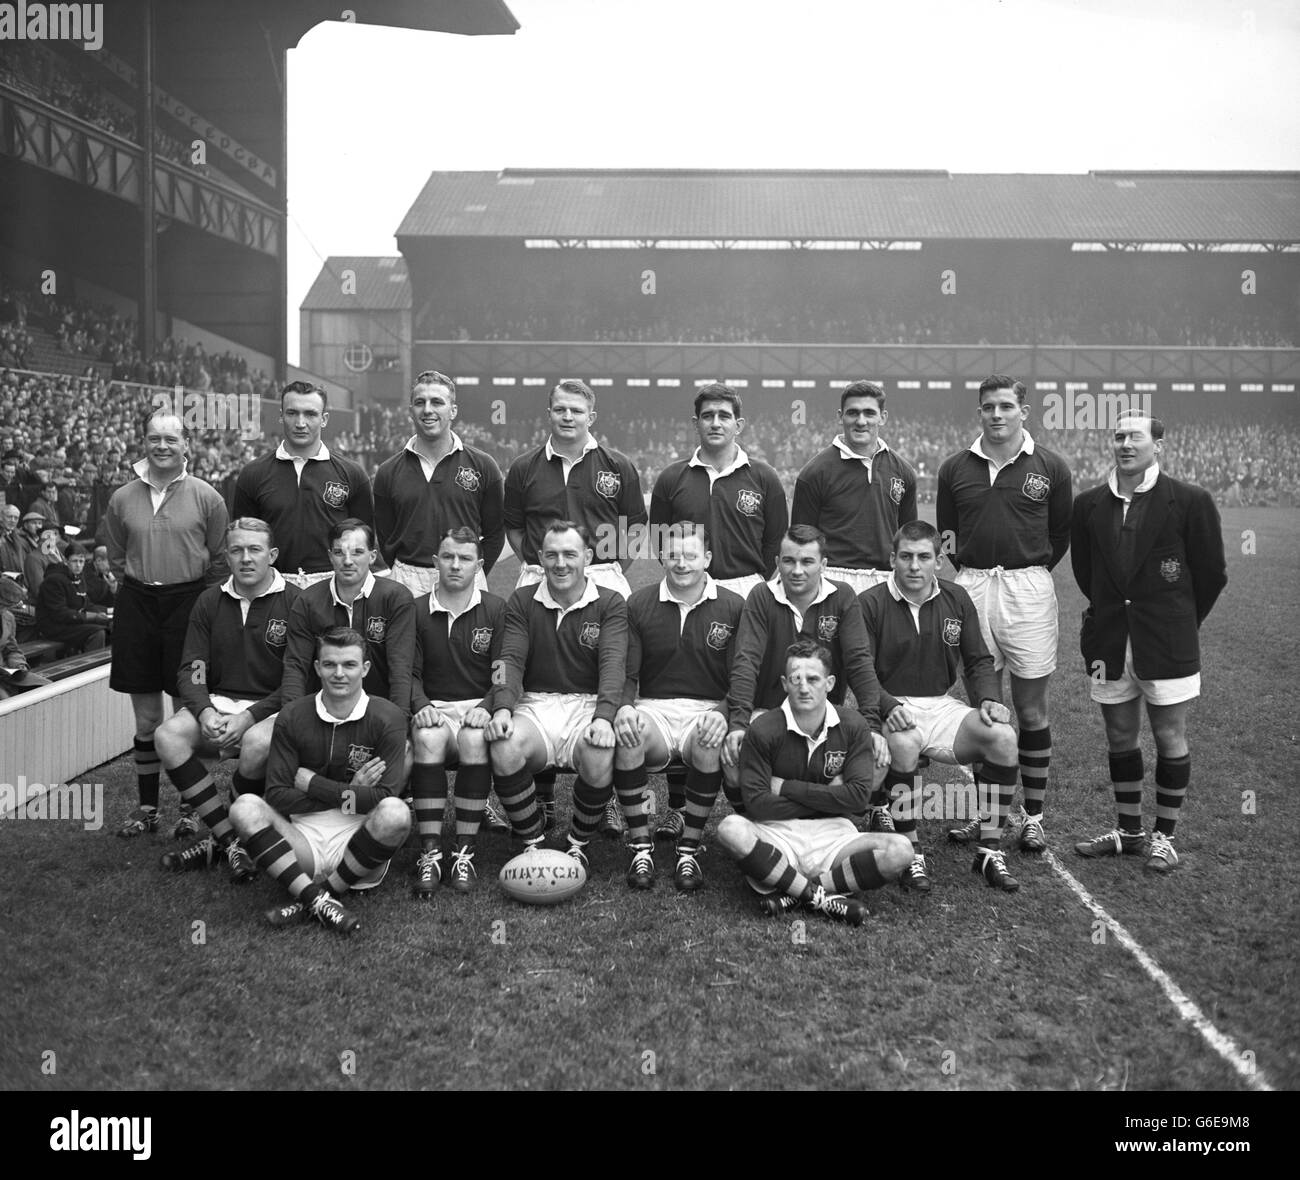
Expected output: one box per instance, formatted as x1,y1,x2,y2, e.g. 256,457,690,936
937,375,1072,855
233,381,374,589
792,380,918,595
230,626,411,936
104,410,229,839
1070,412,1227,874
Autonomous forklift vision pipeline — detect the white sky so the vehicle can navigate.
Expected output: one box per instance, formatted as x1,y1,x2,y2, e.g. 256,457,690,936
284,0,1300,363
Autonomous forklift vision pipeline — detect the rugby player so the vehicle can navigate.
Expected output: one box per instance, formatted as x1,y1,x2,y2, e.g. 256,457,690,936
280,519,414,714
232,381,373,589
409,527,507,896
155,518,298,881
860,521,1024,892
715,640,913,923
485,521,628,865
229,626,410,936
936,375,1071,854
1070,412,1227,873
791,380,917,595
104,410,229,839
614,524,743,891
373,370,504,596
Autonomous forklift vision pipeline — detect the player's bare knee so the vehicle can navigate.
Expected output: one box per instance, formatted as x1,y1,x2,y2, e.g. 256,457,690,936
412,725,449,762
456,728,487,764
880,834,914,878
887,727,924,769
575,743,613,784
715,813,755,857
228,793,268,836
613,743,642,771
988,722,1018,764
370,796,412,839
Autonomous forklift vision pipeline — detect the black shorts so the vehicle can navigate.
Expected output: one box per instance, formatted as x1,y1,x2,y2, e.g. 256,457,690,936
110,578,204,695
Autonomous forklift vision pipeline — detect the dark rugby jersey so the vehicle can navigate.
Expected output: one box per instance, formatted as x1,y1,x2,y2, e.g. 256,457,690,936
492,579,627,724
740,702,877,823
411,588,504,710
791,440,917,570
622,579,744,707
232,446,374,575
503,439,646,566
648,449,787,579
265,692,407,817
858,576,1000,718
280,573,415,713
728,579,881,732
373,435,505,572
936,434,1072,571
177,575,300,721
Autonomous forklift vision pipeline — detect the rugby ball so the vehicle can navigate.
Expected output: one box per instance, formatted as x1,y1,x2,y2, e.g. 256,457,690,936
498,848,587,905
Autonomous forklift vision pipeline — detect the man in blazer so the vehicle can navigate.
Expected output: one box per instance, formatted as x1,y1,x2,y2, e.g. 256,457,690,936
1070,411,1227,874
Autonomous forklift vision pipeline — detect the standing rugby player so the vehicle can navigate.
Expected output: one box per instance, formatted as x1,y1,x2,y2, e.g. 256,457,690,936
104,410,229,838
1071,413,1227,873
792,381,917,595
937,376,1071,854
373,370,504,596
233,381,373,589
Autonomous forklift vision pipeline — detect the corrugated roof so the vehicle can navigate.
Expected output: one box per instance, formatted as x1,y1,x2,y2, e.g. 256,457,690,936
302,257,410,311
396,170,1300,243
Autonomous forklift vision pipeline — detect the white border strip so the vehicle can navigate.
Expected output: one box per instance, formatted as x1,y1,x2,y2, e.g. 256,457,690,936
1044,850,1274,1092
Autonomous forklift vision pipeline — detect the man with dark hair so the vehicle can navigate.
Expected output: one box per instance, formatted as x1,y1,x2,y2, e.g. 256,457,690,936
280,518,414,714
104,411,229,838
723,524,887,809
614,523,744,891
373,370,504,597
792,381,918,595
716,640,912,923
233,381,373,589
1071,412,1227,874
153,518,299,879
34,540,110,653
409,527,508,896
485,520,628,865
860,520,1023,892
649,383,787,598
230,626,411,936
937,375,1072,855
503,379,646,598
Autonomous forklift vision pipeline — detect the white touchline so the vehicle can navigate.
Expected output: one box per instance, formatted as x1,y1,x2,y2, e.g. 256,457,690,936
1044,850,1274,1093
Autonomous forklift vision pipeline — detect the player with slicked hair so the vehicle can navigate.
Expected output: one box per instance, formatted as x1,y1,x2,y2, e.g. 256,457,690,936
104,409,230,839
937,375,1072,856
1070,412,1227,874
233,381,374,589
373,370,504,597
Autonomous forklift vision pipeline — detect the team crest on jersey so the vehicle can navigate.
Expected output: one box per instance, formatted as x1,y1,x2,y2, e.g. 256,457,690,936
1022,473,1050,502
823,749,846,778
736,489,762,517
817,614,839,641
470,626,493,655
594,470,621,499
705,621,734,651
264,617,287,647
578,621,601,649
890,476,906,505
322,481,349,508
346,744,373,771
365,615,387,642
942,617,962,646
455,465,481,492
1159,557,1182,583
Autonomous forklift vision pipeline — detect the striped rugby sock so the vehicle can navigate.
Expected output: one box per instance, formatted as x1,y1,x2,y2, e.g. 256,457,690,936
169,754,233,845
818,849,887,894
134,736,160,810
977,760,1018,847
1108,748,1145,834
410,762,448,847
569,776,612,844
737,839,813,903
245,826,322,907
678,766,722,853
1154,754,1190,837
452,762,491,841
328,823,404,894
613,764,650,844
1019,725,1051,817
495,765,542,839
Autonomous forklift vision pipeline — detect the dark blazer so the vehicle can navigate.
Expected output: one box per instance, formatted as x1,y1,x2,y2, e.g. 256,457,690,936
1071,471,1227,681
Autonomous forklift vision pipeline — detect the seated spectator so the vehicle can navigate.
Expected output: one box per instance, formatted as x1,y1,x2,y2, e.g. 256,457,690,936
35,541,110,654
0,605,52,700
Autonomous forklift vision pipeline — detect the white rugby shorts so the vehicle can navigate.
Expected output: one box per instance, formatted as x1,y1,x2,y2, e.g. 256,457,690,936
746,816,862,893
888,694,974,764
1090,639,1201,707
514,691,600,770
954,565,1058,678
291,808,389,890
634,697,725,769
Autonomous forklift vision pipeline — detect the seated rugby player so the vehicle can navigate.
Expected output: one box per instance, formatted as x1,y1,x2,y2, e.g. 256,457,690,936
716,640,909,924
859,521,1023,893
485,520,628,866
409,527,507,896
155,518,298,882
280,518,414,714
230,627,411,936
614,523,743,891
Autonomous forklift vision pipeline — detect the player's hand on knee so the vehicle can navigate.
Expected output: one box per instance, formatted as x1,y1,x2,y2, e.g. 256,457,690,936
722,728,746,768
486,709,513,741
695,711,726,749
351,757,386,787
463,706,492,729
613,706,643,748
586,718,616,750
413,705,441,729
885,705,915,733
872,731,890,768
199,707,226,744
979,700,1011,727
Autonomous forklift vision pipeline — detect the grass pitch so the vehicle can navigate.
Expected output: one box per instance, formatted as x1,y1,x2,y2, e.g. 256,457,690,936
1,507,1296,1090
